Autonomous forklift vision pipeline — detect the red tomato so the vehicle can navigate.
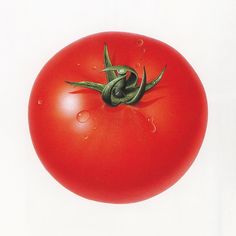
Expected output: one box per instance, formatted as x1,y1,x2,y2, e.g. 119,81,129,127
29,32,207,203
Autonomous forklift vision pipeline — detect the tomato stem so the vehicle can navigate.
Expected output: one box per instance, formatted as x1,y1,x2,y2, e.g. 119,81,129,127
65,45,167,106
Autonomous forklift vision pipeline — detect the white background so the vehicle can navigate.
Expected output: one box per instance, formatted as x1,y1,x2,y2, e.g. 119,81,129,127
0,0,235,235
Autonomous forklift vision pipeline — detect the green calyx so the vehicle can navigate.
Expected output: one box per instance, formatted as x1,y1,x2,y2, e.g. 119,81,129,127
65,44,166,107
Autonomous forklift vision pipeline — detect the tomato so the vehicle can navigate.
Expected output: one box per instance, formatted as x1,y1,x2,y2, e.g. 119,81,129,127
28,32,207,203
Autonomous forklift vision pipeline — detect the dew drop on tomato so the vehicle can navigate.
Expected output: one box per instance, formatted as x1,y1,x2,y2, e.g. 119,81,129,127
137,39,144,47
37,99,43,105
76,110,90,123
135,62,141,68
147,117,157,133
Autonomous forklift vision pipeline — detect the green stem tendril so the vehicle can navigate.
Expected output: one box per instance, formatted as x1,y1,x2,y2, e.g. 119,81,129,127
65,45,167,106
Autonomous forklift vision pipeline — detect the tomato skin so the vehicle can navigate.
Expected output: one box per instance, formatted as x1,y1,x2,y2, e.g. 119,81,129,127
29,32,207,203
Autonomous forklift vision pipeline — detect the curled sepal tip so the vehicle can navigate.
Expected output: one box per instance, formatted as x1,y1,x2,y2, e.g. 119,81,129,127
101,75,125,106
103,65,138,88
126,67,147,105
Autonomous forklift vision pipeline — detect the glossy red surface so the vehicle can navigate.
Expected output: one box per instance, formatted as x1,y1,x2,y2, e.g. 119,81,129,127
29,32,207,203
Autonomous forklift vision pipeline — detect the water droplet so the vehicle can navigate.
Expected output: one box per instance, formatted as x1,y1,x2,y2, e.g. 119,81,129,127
93,126,97,130
147,117,157,133
37,99,43,105
84,136,89,140
77,63,81,66
76,110,90,123
92,65,97,70
137,39,144,47
143,48,146,53
135,62,141,68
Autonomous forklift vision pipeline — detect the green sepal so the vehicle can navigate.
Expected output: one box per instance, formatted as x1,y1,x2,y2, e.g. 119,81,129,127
104,44,116,82
65,81,105,92
65,45,167,107
103,65,138,88
126,67,147,104
126,72,138,89
103,65,137,75
101,75,126,106
145,65,167,91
